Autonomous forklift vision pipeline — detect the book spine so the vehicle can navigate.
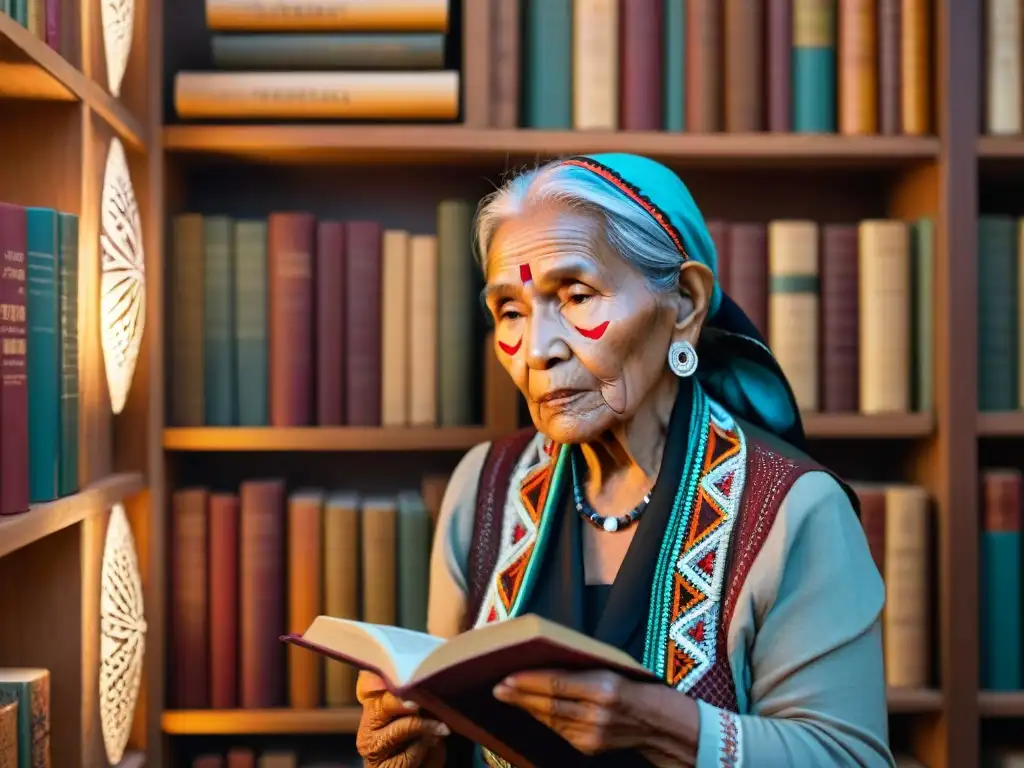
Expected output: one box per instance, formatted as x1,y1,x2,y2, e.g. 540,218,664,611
619,0,663,130
210,32,446,69
170,215,206,426
25,208,59,503
170,488,210,708
878,0,901,134
662,0,685,131
437,200,475,426
767,0,793,131
792,0,836,132
407,235,437,426
209,493,240,708
490,0,521,128
981,469,1023,690
523,0,572,128
344,221,383,426
204,0,450,32
724,0,764,132
899,0,930,135
397,492,430,631
910,218,934,412
837,0,877,135
883,485,930,687
203,216,237,426
361,498,398,625
0,203,29,516
978,216,1019,411
685,0,722,132
381,230,411,426
234,220,269,426
572,0,619,131
986,0,1022,135
287,492,324,708
727,223,769,338
820,223,859,412
323,495,360,706
57,213,78,496
316,221,345,425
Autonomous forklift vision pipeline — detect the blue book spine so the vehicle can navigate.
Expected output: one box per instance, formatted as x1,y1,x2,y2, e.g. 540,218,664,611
203,217,236,426
524,0,572,129
792,0,836,133
57,213,78,496
663,0,686,131
980,530,1023,689
234,220,269,426
25,207,60,503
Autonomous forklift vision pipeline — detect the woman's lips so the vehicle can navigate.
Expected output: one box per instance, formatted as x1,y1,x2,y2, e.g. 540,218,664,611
536,388,585,406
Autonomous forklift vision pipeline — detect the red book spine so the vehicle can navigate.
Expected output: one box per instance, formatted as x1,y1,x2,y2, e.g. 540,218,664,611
44,0,60,50
0,203,29,516
208,493,240,709
706,219,731,296
170,489,209,708
726,223,768,338
268,212,315,426
344,221,383,426
767,0,792,132
619,0,664,130
821,224,859,412
316,221,345,425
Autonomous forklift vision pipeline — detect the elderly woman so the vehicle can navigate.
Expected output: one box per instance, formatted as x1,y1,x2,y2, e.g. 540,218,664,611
355,153,893,767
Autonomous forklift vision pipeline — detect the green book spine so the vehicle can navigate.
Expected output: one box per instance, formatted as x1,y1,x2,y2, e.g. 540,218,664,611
981,530,1023,689
436,199,475,426
792,0,836,133
211,32,446,69
234,220,269,426
9,0,26,25
25,208,59,503
978,216,1018,411
0,669,49,768
57,213,78,496
663,0,685,131
910,218,933,413
203,216,236,426
396,491,431,632
524,0,572,129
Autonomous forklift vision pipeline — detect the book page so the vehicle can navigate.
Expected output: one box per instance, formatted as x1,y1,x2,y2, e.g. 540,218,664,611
359,623,446,684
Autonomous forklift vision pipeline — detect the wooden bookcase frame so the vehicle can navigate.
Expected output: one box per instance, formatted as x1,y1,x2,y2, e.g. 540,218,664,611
2,0,1016,766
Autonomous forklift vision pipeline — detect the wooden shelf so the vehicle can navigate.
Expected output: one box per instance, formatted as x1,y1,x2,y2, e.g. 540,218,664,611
163,426,510,452
979,691,1024,717
978,411,1024,436
978,136,1024,160
802,412,934,439
0,12,145,150
886,687,945,713
161,125,940,167
162,708,361,735
0,472,144,559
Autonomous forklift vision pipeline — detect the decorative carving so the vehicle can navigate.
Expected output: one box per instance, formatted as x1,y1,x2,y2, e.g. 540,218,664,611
101,0,134,97
99,503,146,766
100,137,146,415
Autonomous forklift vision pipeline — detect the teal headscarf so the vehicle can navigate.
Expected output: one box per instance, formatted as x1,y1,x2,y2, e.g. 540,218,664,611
554,153,806,449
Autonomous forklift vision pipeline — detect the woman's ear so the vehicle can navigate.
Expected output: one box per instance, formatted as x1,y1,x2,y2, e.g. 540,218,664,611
674,261,715,344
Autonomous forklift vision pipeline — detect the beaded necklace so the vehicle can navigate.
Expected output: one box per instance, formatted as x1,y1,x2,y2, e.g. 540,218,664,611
569,447,652,533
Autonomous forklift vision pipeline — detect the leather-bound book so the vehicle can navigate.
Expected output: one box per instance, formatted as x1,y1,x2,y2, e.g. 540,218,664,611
0,700,15,768
381,230,411,426
257,753,296,768
316,220,346,425
686,0,721,132
170,488,210,708
728,223,768,340
344,221,383,426
821,224,859,412
287,490,324,709
0,203,28,516
900,0,930,135
766,0,792,131
706,220,730,295
420,474,450,528
981,469,1023,690
203,216,236,426
227,749,255,768
408,235,438,426
986,0,1022,135
234,220,269,426
209,493,240,709
169,214,205,427
724,0,764,132
838,0,877,135
619,0,661,130
572,0,619,130
268,212,315,426
878,0,901,134
323,492,361,706
851,482,886,576
397,492,431,632
978,217,1018,411
436,201,474,426
361,497,398,626
240,479,287,708
0,669,49,768
490,0,520,128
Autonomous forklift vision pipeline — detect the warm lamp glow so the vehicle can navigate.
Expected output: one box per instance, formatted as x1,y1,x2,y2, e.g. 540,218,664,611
100,137,146,415
99,503,146,766
101,0,134,96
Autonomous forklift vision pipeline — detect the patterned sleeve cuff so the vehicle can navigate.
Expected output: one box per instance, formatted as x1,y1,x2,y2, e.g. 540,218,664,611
695,699,742,768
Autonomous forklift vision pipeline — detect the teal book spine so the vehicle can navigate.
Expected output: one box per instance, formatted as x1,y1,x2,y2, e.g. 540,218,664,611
524,0,572,129
396,491,430,632
977,216,1018,411
663,0,685,131
25,208,59,503
234,220,269,426
203,216,236,425
792,0,836,133
9,0,26,25
0,670,49,768
980,530,1022,689
57,213,78,496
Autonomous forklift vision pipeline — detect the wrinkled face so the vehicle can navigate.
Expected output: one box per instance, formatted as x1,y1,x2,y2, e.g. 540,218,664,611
483,206,679,444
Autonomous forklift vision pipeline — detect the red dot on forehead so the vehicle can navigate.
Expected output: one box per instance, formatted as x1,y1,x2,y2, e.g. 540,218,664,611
519,263,533,283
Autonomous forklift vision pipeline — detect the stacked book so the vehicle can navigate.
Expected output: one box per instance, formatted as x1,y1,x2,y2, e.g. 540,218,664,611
1,0,60,51
173,0,459,122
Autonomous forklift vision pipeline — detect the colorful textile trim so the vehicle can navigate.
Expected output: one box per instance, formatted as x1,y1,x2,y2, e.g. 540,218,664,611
718,709,742,767
644,388,747,692
472,433,567,627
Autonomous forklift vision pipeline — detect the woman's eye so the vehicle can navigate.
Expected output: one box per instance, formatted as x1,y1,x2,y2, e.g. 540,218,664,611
501,310,522,321
566,292,592,306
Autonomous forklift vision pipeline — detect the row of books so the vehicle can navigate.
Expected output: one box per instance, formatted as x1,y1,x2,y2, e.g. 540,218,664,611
707,217,932,415
978,216,1024,412
168,479,444,711
174,0,458,121
1,0,59,51
168,203,482,428
489,0,931,135
0,202,80,517
0,668,49,768
980,467,1024,691
192,751,358,768
984,0,1024,136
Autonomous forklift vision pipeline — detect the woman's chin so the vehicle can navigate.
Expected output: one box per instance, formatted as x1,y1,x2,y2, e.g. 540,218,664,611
534,410,614,446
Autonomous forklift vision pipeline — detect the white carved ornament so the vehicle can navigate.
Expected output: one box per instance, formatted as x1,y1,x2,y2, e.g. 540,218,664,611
100,137,146,416
101,0,134,97
99,503,147,766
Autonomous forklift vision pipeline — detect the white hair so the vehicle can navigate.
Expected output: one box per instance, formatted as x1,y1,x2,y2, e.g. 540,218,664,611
474,161,683,292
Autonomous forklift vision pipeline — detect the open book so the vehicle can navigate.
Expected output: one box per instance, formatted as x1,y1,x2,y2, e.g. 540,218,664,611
282,613,658,767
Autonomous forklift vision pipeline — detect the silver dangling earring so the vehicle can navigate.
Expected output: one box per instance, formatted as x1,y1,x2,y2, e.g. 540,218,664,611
668,340,698,378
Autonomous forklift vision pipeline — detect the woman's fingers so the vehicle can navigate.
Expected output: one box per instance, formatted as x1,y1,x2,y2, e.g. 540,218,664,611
356,671,391,702
357,715,449,763
494,685,611,728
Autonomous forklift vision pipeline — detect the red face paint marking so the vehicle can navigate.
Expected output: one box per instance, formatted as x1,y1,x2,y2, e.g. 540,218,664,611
574,321,610,340
498,338,522,355
519,263,533,283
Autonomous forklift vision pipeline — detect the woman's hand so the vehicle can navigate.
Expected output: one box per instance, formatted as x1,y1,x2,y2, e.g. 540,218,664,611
493,669,701,767
355,671,449,768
